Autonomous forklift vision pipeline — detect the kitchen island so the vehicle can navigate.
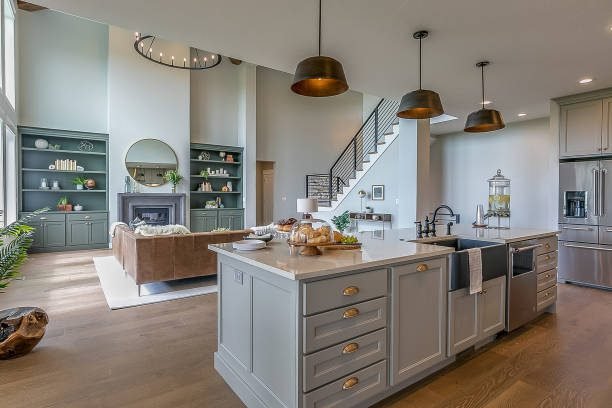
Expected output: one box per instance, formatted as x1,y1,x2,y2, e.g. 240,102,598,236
209,227,558,408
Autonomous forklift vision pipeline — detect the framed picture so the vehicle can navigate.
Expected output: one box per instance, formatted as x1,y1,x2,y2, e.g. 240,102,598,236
372,185,384,200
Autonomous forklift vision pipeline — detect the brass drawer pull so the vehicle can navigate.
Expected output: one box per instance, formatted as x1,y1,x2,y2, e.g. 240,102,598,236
416,263,428,272
342,377,359,390
342,308,360,319
545,255,551,260
342,342,359,354
545,274,551,278
545,243,551,249
342,286,359,296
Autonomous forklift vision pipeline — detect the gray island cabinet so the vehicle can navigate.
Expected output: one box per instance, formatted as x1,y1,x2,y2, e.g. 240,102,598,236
210,234,456,408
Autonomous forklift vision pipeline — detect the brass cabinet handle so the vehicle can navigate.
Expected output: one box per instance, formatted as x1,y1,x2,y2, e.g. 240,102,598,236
545,243,551,249
342,377,359,390
342,308,360,319
40,217,47,220
546,274,551,278
85,216,91,219
342,342,359,354
416,263,428,272
545,255,551,260
342,286,359,296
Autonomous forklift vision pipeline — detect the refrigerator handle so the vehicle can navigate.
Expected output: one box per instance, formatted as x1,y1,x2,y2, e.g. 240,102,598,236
602,168,607,216
593,168,599,216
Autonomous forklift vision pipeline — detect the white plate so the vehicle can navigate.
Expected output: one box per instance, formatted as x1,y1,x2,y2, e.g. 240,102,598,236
233,239,266,251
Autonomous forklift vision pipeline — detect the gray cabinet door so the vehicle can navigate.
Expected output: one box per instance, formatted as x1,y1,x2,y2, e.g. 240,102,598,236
27,222,45,248
218,213,234,230
603,98,612,153
67,221,90,246
479,276,506,338
44,221,66,247
560,100,603,157
390,258,446,385
447,288,479,356
90,219,109,245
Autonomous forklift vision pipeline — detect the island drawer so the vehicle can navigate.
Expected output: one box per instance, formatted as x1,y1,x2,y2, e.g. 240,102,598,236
303,328,387,392
303,297,387,354
537,285,557,311
303,360,387,408
537,235,558,255
558,225,596,244
303,268,388,315
536,251,558,273
537,269,557,292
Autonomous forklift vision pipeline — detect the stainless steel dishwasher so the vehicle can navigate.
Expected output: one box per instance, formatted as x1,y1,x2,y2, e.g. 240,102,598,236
506,241,541,331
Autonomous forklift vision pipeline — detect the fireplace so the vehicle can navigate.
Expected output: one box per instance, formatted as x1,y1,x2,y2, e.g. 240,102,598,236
117,193,186,226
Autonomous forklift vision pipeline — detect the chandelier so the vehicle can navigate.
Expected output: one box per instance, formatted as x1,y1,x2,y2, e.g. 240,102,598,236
133,33,222,70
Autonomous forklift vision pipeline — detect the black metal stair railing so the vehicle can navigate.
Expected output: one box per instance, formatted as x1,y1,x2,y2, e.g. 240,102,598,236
305,98,400,206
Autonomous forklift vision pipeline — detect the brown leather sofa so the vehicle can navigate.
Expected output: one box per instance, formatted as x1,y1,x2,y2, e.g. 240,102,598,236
112,225,250,292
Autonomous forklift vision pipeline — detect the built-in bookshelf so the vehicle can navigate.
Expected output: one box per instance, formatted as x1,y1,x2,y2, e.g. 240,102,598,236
19,127,109,251
189,143,244,231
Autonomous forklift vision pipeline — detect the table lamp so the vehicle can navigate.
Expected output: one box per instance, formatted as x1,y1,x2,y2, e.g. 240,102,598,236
297,198,318,219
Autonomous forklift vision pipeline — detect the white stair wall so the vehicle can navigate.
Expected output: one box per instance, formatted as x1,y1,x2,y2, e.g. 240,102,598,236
318,122,399,211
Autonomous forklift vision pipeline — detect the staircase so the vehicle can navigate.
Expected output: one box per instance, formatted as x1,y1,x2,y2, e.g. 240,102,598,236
306,98,400,210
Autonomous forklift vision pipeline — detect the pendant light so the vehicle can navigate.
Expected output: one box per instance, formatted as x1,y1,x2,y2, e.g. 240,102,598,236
396,30,444,119
464,61,505,132
291,0,348,97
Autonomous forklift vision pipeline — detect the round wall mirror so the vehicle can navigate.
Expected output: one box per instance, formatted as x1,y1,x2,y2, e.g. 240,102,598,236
125,139,178,187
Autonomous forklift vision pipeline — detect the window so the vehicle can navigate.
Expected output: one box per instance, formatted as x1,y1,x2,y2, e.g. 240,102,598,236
3,0,15,107
4,124,16,224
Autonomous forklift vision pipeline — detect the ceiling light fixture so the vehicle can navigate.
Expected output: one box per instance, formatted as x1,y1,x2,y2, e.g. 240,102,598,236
396,30,444,119
579,77,593,84
464,61,505,133
518,113,527,117
133,33,222,70
291,0,348,97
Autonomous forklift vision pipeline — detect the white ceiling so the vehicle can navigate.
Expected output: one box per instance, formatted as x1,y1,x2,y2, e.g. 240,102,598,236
33,0,612,134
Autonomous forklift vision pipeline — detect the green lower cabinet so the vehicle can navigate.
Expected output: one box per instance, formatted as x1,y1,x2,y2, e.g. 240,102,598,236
191,210,219,232
22,211,108,252
45,221,67,247
90,219,109,245
190,209,244,232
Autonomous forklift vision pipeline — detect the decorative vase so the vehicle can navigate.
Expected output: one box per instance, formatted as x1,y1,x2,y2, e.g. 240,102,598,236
0,307,48,360
34,139,49,149
84,179,96,190
74,204,83,211
76,184,83,190
171,186,176,193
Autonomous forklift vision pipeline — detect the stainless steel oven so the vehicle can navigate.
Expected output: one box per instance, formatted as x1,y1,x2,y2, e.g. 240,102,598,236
506,241,541,331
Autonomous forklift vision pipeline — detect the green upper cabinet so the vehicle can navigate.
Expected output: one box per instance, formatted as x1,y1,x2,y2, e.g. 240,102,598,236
19,127,110,252
189,143,244,231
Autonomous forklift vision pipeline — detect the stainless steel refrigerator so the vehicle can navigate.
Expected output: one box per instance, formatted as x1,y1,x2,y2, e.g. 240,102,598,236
558,159,612,289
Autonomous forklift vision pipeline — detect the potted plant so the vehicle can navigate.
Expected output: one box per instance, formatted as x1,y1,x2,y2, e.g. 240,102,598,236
57,196,72,212
0,208,50,359
72,176,86,190
331,210,351,233
199,169,209,180
163,170,183,193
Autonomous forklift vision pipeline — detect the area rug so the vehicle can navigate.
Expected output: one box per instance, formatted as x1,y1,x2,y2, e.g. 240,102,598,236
93,256,217,310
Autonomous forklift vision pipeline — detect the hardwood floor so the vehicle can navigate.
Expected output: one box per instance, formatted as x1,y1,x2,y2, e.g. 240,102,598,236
1,250,611,408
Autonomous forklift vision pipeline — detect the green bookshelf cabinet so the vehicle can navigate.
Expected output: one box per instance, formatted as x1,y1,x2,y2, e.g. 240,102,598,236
18,127,109,252
189,143,244,232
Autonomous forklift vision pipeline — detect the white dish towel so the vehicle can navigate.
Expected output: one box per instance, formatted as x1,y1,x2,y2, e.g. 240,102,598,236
467,247,483,295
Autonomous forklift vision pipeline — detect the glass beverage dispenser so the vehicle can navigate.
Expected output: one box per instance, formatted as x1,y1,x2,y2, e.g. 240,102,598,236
487,169,511,229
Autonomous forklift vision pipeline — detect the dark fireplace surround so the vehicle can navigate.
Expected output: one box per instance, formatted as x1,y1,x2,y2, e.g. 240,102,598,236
117,193,186,226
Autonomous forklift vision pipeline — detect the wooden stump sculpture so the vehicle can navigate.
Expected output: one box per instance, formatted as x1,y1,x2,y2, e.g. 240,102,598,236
0,307,48,359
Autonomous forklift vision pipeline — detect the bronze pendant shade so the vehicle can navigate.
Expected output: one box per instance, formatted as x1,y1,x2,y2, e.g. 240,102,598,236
464,61,505,132
291,0,348,97
397,31,444,119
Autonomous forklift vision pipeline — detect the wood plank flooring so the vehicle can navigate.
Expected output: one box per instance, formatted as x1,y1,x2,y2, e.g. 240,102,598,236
0,250,611,407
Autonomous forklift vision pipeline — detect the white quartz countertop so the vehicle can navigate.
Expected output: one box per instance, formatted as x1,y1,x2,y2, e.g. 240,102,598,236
406,224,559,244
209,229,454,281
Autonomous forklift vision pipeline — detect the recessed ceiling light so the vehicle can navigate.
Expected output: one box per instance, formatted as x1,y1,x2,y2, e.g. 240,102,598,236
518,113,527,117
579,78,594,84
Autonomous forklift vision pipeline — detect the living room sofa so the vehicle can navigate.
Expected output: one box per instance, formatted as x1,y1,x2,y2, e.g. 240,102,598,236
112,225,251,290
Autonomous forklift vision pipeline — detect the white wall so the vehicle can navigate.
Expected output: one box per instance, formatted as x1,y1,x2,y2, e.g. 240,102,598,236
18,10,108,133
256,66,364,220
431,117,558,228
108,26,190,223
190,57,241,146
